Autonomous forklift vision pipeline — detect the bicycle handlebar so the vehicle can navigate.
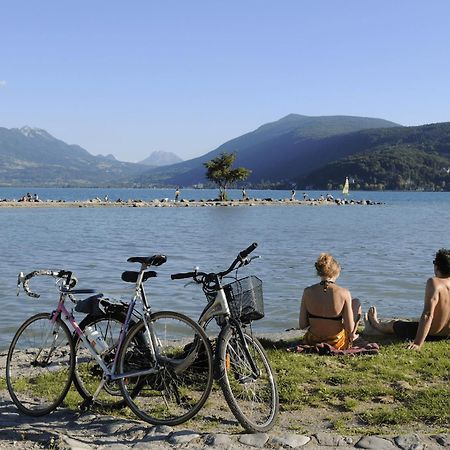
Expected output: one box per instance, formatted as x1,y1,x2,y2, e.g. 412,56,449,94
18,269,78,299
170,243,258,283
239,242,258,259
171,271,197,280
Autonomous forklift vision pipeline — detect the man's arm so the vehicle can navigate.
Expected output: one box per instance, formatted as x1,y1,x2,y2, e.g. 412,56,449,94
408,278,439,350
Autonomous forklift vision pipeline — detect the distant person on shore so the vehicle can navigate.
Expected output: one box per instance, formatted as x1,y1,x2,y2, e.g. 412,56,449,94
175,187,180,201
33,193,39,202
291,189,296,201
299,253,361,349
303,192,309,201
364,248,450,350
242,188,248,200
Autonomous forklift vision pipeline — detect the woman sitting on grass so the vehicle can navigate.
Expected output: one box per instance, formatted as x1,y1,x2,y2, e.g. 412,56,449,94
299,253,361,350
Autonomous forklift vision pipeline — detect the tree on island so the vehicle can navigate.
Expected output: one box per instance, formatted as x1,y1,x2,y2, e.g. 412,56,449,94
204,152,251,200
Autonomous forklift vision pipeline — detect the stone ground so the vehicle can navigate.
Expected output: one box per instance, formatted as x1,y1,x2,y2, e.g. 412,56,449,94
1,377,449,450
1,393,449,450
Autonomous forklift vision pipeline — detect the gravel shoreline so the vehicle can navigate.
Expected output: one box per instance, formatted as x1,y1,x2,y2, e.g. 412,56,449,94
1,392,448,449
0,198,383,208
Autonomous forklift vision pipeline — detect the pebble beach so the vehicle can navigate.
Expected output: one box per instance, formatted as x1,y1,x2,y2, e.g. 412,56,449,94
0,197,383,208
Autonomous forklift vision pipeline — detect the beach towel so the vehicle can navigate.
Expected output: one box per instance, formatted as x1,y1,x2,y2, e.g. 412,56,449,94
287,342,380,356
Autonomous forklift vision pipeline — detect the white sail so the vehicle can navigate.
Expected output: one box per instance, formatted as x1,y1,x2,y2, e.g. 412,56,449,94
342,177,349,196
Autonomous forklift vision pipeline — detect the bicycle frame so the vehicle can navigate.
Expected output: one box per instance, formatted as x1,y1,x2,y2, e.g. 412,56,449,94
56,290,161,388
197,274,260,378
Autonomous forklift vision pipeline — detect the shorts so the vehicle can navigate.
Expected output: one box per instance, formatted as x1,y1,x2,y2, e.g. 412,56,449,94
393,321,449,341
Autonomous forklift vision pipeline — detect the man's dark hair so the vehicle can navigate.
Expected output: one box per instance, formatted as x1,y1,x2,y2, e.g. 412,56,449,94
434,248,450,276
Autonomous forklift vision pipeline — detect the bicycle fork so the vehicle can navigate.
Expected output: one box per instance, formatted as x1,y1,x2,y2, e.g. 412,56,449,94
32,311,63,367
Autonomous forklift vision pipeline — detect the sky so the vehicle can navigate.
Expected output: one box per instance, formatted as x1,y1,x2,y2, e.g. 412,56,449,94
1,1,450,162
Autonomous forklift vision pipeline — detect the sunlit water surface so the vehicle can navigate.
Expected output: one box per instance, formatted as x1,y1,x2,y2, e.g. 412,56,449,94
1,188,449,349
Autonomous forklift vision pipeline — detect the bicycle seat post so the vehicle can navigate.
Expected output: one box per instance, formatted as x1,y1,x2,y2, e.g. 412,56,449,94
133,263,146,295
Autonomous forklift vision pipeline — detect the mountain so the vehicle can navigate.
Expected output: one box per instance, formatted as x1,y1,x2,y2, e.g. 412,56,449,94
139,150,182,167
300,122,450,191
3,117,449,190
99,153,117,161
134,114,400,186
0,126,148,186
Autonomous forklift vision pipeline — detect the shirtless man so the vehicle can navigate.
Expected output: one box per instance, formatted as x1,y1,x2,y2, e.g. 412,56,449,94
365,248,450,350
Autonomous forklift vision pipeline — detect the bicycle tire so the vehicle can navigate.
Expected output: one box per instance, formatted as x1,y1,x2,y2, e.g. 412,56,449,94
73,311,135,409
118,311,214,426
216,324,279,433
6,313,75,416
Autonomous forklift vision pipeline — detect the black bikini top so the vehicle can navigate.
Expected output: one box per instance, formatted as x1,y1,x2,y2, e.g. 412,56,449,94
308,312,343,321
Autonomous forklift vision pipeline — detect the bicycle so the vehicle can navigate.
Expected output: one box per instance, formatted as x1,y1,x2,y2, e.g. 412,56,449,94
171,243,279,433
6,256,214,427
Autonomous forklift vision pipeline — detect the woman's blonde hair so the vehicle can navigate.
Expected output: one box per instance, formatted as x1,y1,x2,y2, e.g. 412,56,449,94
315,253,341,278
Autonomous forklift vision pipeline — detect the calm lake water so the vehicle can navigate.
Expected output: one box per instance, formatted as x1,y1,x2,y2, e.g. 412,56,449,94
1,188,449,349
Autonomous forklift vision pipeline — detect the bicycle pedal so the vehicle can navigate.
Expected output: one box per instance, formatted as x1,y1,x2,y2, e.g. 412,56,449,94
79,397,93,412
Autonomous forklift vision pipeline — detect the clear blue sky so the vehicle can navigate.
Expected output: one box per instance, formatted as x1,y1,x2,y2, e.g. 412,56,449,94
1,1,449,162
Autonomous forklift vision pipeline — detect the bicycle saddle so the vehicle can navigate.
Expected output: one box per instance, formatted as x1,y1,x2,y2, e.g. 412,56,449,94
127,254,167,267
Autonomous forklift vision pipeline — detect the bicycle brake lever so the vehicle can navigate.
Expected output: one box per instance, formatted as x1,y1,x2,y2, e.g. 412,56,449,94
245,255,261,265
17,272,25,296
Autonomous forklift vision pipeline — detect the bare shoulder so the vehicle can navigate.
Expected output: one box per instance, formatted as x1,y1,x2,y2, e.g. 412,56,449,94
427,276,444,289
425,277,449,300
336,284,352,298
303,284,315,294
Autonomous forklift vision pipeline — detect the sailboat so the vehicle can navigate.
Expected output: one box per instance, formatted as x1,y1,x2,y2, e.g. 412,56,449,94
342,177,349,196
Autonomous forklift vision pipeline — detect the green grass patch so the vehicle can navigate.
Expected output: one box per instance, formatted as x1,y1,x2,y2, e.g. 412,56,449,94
267,338,450,433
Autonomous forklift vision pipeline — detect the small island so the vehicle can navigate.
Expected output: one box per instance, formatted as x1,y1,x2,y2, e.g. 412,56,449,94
0,197,384,208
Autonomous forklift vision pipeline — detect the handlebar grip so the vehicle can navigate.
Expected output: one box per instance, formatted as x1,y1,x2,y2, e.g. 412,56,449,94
171,272,196,280
239,242,258,259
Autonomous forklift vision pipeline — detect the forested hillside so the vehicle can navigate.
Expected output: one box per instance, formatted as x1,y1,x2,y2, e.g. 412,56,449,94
300,123,450,191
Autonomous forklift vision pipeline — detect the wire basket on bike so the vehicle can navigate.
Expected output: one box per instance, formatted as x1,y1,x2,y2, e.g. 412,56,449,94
224,276,264,323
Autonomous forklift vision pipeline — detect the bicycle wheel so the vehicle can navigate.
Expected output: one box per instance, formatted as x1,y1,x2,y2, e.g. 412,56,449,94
118,311,214,426
73,312,133,409
6,313,75,416
217,324,279,433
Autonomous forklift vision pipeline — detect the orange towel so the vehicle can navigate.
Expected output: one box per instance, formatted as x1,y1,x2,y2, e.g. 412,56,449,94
303,328,351,350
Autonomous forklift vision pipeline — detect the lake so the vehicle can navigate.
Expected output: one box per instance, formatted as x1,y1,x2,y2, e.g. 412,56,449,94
1,188,449,349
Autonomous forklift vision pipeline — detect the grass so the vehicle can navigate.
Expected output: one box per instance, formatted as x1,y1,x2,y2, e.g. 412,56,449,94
266,336,450,434
1,336,449,436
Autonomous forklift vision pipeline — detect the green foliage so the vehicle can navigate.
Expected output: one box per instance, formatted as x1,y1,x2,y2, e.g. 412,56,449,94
302,123,450,190
204,152,251,200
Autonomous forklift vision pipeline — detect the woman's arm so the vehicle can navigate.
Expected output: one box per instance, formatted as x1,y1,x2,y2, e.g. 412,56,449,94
299,290,309,330
342,291,355,338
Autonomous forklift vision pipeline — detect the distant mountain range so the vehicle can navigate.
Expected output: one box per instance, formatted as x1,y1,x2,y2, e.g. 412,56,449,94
300,122,450,190
139,150,182,167
134,114,401,187
0,126,149,186
1,116,450,190
134,115,450,191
